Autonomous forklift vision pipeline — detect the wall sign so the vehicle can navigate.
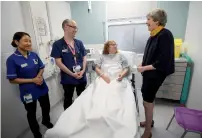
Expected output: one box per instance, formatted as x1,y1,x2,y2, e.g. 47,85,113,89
35,17,47,36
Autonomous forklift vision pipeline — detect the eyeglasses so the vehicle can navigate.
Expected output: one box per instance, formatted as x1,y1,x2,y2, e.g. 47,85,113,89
66,25,78,30
109,44,118,46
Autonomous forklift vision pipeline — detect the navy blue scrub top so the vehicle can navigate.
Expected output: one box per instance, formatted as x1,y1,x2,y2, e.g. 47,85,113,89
6,50,49,102
51,38,87,85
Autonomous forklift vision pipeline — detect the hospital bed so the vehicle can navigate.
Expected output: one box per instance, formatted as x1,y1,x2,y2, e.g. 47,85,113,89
119,50,140,114
86,49,140,114
88,50,142,138
87,50,141,138
45,50,141,138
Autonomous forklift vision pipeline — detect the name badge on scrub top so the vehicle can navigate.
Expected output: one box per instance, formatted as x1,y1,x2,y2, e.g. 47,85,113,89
24,94,33,103
62,49,68,53
73,65,81,73
21,63,28,68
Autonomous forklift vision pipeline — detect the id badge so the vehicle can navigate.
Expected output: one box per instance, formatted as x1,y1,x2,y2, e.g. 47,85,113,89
24,94,33,103
62,49,68,53
73,65,81,73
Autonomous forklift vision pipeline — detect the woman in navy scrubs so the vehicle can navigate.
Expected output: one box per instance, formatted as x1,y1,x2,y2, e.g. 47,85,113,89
6,32,53,138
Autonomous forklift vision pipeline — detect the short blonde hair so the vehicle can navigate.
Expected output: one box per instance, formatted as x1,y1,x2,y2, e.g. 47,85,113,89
62,19,70,30
147,9,167,26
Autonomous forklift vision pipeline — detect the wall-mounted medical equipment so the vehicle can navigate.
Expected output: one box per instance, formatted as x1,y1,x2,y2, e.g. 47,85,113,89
42,57,55,79
86,48,95,56
21,2,59,80
85,47,97,83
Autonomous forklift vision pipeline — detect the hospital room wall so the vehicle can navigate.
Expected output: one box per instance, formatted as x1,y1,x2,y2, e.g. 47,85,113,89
1,1,71,138
70,1,189,44
108,1,189,40
70,1,157,44
106,1,158,19
1,2,29,138
184,2,202,110
46,1,72,39
107,1,189,40
70,1,106,44
157,1,190,40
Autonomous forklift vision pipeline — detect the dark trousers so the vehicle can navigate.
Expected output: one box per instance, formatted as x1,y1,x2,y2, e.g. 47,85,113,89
23,93,51,137
62,83,86,110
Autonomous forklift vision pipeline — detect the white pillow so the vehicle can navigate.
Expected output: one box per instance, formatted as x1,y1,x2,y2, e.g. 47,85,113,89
119,50,138,80
119,50,136,67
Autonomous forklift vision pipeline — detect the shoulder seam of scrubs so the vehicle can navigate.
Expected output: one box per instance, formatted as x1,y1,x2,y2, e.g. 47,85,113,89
14,53,23,56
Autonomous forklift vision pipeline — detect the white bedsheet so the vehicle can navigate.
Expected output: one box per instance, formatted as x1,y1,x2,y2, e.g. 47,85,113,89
44,56,139,138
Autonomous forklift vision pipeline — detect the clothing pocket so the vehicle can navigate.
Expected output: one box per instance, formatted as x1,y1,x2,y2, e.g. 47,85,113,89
62,51,71,57
62,52,74,63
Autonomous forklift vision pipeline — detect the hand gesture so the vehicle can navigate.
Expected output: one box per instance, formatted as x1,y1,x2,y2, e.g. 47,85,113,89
72,72,82,79
137,66,145,73
33,76,43,85
77,70,85,79
117,74,123,81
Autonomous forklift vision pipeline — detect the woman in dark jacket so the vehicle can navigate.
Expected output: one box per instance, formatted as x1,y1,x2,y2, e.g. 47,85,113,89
137,9,175,138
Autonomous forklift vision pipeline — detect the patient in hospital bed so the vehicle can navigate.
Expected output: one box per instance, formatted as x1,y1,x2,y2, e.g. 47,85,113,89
44,40,138,138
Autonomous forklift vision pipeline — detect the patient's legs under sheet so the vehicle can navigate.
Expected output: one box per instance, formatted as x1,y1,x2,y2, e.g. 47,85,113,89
44,78,138,138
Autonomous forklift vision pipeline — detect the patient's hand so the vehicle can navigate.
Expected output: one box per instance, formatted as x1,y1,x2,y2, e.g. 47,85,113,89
102,74,111,84
117,74,123,81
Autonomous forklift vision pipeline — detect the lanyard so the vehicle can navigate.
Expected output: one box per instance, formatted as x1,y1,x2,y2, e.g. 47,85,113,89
65,40,77,65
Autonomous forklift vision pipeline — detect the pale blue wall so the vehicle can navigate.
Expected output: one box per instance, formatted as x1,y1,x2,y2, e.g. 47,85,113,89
70,1,190,43
70,1,106,44
157,1,190,40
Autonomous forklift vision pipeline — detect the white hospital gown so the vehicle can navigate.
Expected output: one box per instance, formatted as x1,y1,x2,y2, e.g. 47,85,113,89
44,53,138,138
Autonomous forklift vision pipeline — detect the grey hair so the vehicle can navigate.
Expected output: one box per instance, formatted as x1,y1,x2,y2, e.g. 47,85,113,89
147,9,167,26
62,19,71,30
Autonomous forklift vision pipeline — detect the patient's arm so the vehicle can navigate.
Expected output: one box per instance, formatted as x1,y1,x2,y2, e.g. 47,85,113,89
95,65,103,76
118,54,130,81
95,65,110,84
118,67,129,81
120,68,129,77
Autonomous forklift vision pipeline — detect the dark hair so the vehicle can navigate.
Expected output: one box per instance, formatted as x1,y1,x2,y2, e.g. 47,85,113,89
11,32,30,47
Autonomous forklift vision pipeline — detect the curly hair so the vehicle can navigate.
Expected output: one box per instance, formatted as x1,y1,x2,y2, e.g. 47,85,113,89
102,40,118,54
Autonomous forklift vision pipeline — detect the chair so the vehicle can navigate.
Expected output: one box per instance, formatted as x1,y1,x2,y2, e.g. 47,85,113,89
166,107,202,138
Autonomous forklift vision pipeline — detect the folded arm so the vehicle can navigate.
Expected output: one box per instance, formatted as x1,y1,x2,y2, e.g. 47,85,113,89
9,78,34,84
9,76,43,85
